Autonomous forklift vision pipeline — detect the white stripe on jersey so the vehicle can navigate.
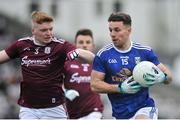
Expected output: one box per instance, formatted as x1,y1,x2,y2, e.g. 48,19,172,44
132,42,151,51
51,37,65,44
97,43,113,57
18,36,66,45
18,37,32,41
97,42,151,57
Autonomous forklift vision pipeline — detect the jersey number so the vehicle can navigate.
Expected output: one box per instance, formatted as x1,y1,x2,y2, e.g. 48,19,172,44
121,58,128,65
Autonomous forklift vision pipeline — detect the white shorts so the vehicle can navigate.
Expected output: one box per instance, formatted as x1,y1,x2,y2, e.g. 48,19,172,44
19,105,67,119
130,107,158,120
78,111,102,120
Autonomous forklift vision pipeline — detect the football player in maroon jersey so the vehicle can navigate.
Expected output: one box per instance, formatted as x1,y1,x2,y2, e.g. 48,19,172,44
0,11,94,119
63,29,104,119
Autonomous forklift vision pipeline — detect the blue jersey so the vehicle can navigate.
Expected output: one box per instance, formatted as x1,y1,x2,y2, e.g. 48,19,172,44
93,42,160,119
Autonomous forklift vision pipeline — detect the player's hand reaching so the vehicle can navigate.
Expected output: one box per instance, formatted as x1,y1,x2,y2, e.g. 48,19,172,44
65,89,80,101
67,49,79,60
143,67,168,87
118,76,141,94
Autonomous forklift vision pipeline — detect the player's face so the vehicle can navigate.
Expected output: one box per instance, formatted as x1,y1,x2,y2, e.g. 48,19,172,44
109,21,131,50
75,35,94,52
32,22,53,45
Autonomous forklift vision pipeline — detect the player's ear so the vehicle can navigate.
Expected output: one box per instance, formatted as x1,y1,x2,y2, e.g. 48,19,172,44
127,26,131,33
31,28,35,35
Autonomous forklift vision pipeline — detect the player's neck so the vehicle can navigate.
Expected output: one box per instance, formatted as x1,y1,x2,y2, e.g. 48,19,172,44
117,40,131,51
32,36,46,46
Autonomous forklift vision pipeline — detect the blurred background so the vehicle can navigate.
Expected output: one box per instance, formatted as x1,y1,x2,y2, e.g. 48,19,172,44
0,0,180,119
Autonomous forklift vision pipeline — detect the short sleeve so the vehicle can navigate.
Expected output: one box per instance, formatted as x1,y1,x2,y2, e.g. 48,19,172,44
64,41,76,55
92,55,106,73
5,41,19,59
146,49,160,66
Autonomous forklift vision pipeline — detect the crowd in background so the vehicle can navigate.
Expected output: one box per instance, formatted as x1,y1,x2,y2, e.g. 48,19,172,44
0,60,20,118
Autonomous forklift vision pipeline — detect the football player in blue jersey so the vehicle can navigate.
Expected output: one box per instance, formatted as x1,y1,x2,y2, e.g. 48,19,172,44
90,12,172,119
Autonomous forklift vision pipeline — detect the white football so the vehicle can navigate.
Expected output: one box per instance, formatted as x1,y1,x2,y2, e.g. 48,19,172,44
133,61,159,87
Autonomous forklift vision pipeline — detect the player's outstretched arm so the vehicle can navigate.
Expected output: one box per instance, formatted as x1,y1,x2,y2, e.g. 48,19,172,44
67,48,95,63
76,48,95,63
0,50,10,64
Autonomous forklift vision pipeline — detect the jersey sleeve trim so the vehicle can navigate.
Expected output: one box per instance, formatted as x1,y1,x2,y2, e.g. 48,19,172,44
132,42,151,51
97,43,113,57
51,37,66,44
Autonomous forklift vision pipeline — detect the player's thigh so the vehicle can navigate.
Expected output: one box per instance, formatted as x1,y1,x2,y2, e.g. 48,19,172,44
131,107,158,120
19,105,68,119
78,111,102,120
19,106,39,119
41,104,68,119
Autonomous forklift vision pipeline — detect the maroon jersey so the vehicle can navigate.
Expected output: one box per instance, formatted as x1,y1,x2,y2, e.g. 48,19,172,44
63,60,104,119
5,36,76,108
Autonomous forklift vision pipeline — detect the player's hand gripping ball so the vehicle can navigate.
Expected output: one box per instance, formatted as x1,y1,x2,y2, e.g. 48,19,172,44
133,61,167,87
